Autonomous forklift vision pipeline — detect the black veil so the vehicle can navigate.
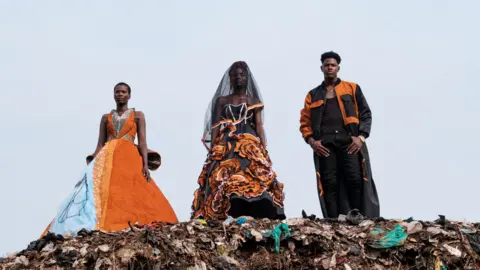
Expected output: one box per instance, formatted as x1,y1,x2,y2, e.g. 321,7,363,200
202,61,265,150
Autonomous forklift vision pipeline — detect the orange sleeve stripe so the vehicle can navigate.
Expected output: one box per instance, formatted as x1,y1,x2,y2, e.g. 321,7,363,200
300,93,313,139
310,99,324,109
350,82,359,117
345,117,360,125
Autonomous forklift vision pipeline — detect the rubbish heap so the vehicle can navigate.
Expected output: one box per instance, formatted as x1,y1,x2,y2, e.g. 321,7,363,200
2,212,480,269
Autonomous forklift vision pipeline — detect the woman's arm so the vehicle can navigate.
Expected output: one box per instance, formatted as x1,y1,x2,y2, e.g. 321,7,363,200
136,111,150,181
254,107,267,147
210,97,224,148
91,114,108,161
250,97,266,147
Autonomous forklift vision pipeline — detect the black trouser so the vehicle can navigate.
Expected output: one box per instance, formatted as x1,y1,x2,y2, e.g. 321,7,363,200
319,134,363,218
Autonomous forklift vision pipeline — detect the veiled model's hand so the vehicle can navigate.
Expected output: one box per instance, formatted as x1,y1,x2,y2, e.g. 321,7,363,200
347,136,363,154
143,165,151,182
310,139,330,157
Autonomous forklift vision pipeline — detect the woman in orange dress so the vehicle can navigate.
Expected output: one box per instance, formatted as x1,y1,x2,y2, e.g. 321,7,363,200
42,82,177,236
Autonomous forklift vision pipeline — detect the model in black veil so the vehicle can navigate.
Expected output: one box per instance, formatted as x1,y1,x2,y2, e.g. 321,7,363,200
191,61,286,220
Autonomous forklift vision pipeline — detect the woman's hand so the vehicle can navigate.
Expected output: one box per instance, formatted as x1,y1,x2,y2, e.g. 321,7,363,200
143,165,151,182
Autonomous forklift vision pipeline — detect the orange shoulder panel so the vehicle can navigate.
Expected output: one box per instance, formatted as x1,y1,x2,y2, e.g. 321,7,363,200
299,92,314,141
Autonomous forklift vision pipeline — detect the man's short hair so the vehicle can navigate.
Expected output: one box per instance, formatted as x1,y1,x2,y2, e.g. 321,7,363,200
321,51,341,64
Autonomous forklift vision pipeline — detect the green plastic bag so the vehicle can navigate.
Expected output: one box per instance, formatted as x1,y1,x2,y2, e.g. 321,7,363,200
271,223,290,253
369,224,407,249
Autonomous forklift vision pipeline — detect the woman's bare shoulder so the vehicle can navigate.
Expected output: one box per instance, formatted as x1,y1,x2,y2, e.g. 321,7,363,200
134,110,145,120
101,114,109,121
217,95,228,102
248,96,262,106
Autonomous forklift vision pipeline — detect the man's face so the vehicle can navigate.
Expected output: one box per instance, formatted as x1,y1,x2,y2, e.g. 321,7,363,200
321,58,340,79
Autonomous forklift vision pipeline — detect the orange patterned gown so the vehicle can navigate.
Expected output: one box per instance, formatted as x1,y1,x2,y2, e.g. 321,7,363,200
191,103,286,220
42,109,177,236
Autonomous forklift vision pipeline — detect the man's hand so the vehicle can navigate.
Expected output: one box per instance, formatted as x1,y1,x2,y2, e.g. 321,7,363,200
347,136,364,154
143,165,151,182
309,138,330,157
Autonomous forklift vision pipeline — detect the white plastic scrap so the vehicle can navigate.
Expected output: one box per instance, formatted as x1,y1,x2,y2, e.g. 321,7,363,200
443,244,462,258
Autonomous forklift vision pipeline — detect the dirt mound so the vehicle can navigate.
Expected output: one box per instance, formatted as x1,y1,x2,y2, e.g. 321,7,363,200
2,215,480,269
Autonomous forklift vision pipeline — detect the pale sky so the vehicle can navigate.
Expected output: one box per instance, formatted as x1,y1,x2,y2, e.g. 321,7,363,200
1,0,479,255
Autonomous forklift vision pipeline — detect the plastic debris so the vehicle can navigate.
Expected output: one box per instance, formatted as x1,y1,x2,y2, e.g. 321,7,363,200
271,223,290,253
443,244,462,257
223,216,234,226
236,217,247,225
2,218,480,269
369,224,407,248
194,219,207,226
346,209,364,225
464,231,480,256
250,229,263,241
97,244,110,252
405,220,423,234
14,256,29,267
301,209,316,220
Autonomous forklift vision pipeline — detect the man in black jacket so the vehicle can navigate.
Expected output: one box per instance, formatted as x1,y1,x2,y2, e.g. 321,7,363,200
299,51,380,218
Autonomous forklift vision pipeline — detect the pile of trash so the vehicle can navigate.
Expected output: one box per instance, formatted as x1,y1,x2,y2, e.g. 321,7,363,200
2,212,480,269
